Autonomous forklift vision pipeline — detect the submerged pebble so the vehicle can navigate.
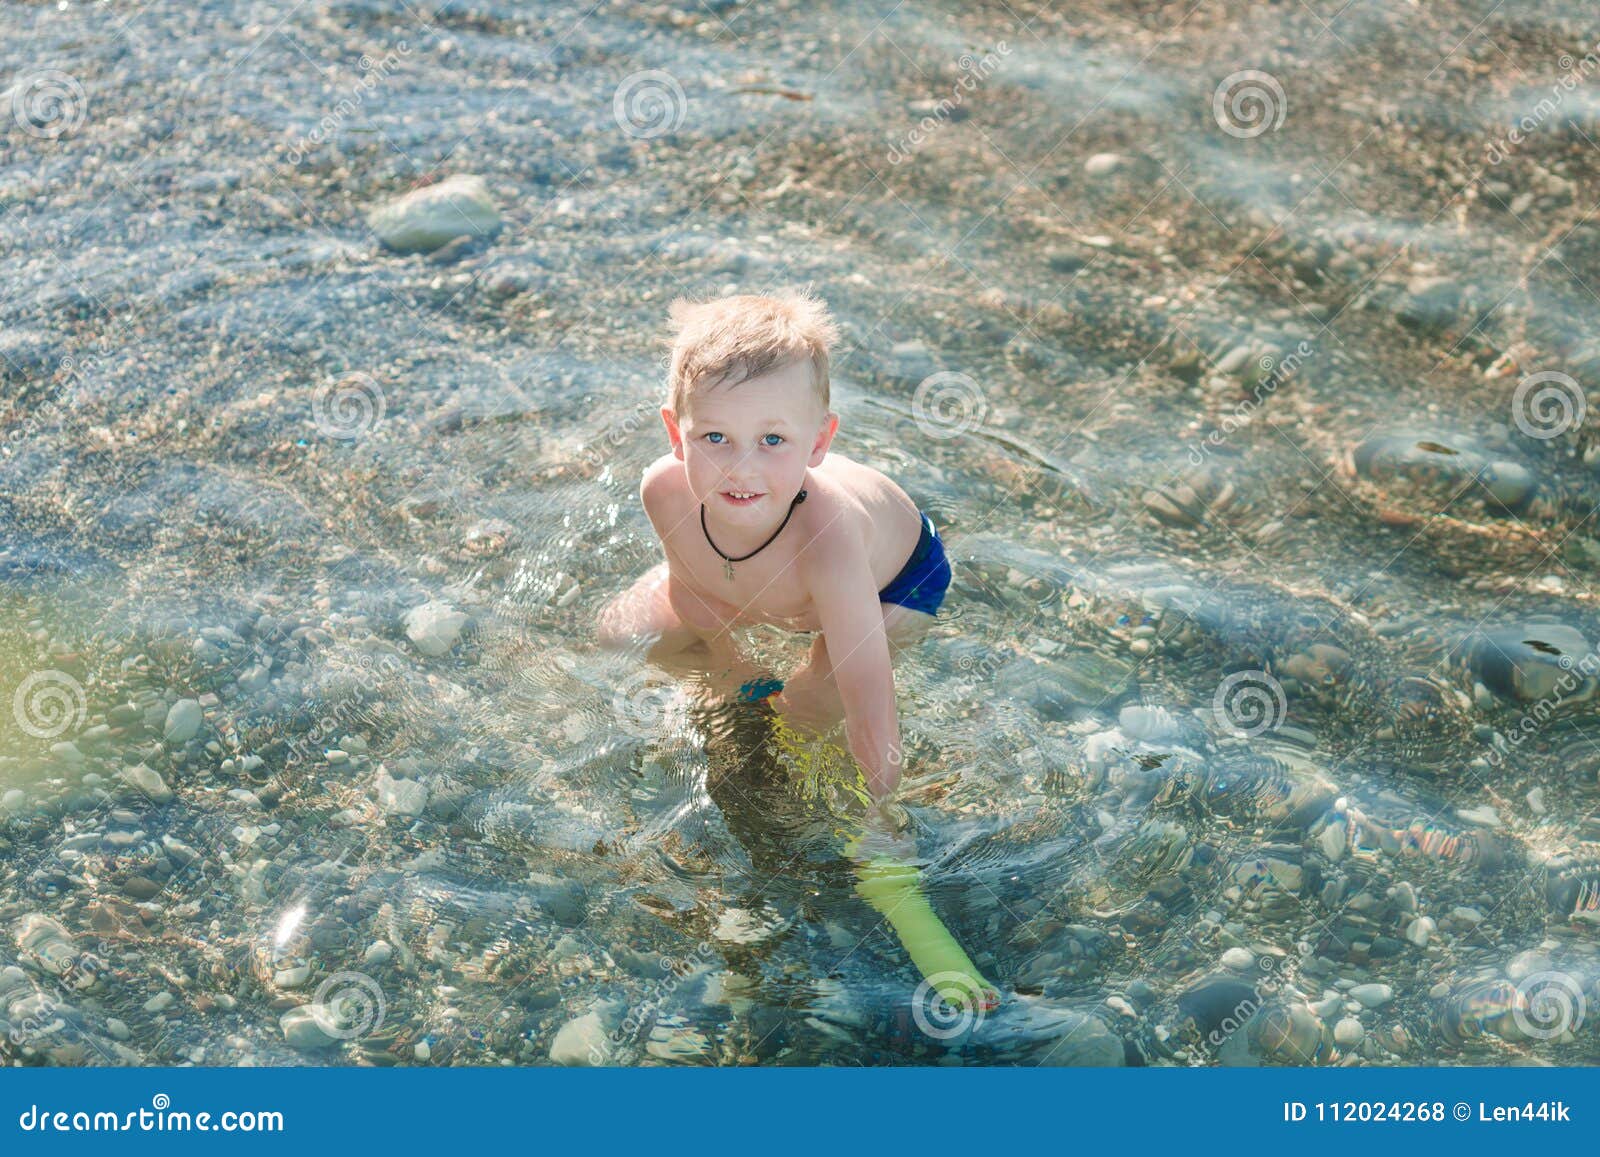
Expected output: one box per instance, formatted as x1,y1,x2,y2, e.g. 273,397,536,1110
404,601,469,657
1,0,1593,1078
163,698,203,743
368,175,502,255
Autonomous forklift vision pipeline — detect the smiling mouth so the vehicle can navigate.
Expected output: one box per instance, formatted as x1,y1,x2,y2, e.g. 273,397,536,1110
720,490,764,503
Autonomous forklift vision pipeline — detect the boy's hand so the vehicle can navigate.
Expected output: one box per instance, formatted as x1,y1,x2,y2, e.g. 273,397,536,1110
767,678,842,734
851,799,916,860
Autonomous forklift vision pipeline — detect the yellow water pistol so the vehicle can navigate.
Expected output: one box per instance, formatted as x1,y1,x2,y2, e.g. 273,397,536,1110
765,713,999,1011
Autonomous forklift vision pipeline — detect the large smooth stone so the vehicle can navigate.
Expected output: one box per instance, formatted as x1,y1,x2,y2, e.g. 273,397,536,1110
403,600,468,656
368,175,502,254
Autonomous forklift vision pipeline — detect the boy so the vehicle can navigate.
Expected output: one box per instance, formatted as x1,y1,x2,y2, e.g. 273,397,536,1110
597,289,953,799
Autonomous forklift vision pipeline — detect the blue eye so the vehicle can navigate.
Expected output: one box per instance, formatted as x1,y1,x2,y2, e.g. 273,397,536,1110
763,434,784,446
705,432,725,444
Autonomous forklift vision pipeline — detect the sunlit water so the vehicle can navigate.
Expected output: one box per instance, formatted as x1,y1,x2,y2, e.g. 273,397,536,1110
2,0,1599,1066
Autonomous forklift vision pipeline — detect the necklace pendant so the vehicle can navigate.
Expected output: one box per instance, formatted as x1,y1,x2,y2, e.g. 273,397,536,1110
723,558,736,582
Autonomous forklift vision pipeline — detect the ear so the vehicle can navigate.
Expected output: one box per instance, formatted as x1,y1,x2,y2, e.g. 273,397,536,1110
661,406,686,461
808,411,839,467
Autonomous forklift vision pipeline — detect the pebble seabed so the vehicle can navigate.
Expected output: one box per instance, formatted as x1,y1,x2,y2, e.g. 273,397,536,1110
2,0,1600,1066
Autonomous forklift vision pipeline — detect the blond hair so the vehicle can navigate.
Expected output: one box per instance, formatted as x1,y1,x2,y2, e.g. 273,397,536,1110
663,289,841,417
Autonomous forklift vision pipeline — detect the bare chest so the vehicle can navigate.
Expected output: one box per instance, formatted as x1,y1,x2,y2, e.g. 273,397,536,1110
662,510,820,630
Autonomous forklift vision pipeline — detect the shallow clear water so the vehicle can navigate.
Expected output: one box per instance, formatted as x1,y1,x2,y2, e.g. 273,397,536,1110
3,0,1599,1066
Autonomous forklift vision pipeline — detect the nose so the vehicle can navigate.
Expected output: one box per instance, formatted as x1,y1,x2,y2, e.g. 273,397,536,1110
723,451,758,480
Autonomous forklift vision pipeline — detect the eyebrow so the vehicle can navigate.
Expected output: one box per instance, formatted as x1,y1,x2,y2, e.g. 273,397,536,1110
689,416,794,428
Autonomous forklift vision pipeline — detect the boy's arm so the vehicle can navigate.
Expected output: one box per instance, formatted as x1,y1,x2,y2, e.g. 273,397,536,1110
638,466,744,665
615,466,707,659
801,525,903,798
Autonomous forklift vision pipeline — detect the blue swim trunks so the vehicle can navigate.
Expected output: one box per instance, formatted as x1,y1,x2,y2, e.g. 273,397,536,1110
736,511,949,706
876,510,951,617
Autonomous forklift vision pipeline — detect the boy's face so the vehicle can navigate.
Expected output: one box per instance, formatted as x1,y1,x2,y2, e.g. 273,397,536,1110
661,357,838,521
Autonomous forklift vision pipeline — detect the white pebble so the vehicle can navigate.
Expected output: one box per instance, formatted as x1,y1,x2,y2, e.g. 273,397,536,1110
1350,983,1392,1008
404,600,468,656
1404,916,1436,948
1084,152,1128,176
164,698,204,744
549,1011,610,1066
1119,704,1177,741
367,174,502,254
1221,947,1255,972
118,763,173,804
274,965,311,988
374,768,429,817
1334,1017,1364,1048
1507,950,1550,981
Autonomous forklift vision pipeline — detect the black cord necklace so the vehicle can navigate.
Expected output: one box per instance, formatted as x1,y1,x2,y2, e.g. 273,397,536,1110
701,488,807,582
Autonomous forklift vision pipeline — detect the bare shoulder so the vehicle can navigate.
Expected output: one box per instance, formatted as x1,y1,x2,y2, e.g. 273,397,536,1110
802,455,911,530
798,453,921,588
795,475,871,570
639,454,686,523
640,452,679,495
815,452,911,504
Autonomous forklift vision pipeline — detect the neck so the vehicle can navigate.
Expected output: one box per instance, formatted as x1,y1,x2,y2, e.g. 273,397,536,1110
702,486,804,558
